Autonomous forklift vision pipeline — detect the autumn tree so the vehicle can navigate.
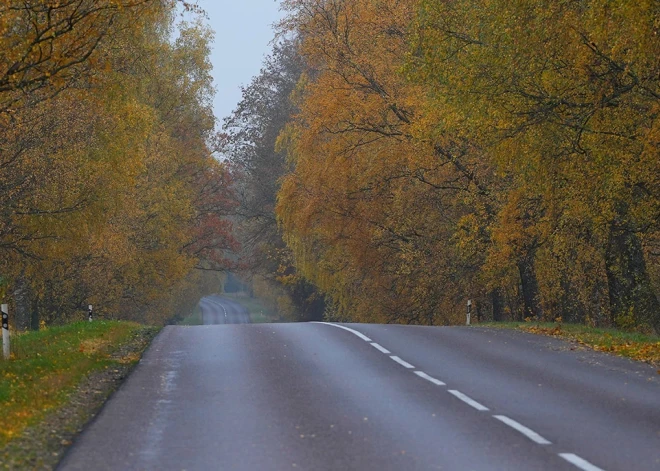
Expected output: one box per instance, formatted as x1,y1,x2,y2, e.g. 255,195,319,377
0,2,237,327
222,37,324,321
274,0,659,332
277,0,484,324
412,0,660,331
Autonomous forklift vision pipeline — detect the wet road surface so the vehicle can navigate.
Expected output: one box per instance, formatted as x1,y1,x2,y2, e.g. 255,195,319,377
199,295,251,325
58,323,659,470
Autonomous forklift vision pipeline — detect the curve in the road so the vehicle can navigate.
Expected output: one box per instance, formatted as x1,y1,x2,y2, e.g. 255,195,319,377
199,295,251,325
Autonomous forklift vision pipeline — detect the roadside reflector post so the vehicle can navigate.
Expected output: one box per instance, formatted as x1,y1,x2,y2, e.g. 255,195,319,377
2,303,9,359
466,300,472,326
88,304,93,323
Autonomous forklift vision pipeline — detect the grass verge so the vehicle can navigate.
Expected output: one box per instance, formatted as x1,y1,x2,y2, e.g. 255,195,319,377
0,321,159,469
479,321,660,367
220,293,282,323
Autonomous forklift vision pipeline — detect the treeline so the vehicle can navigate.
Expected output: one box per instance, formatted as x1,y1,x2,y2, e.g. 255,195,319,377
227,0,659,332
222,39,325,321
0,1,235,327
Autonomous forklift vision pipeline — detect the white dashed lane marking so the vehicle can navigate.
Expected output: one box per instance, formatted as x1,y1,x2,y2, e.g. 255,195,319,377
414,371,446,386
559,454,606,471
390,355,415,369
316,322,371,341
370,342,391,354
448,389,490,411
314,322,608,471
493,415,552,445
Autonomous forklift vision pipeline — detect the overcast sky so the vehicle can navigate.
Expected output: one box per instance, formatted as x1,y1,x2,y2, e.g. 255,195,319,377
193,0,285,127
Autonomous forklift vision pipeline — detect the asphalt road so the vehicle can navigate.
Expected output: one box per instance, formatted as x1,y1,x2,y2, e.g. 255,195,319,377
58,322,659,471
199,295,251,325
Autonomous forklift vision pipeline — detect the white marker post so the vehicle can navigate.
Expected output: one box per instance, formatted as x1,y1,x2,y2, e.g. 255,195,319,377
466,299,472,326
88,304,93,323
2,303,9,360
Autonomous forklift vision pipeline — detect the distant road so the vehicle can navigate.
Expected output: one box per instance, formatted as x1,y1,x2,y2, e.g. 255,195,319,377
58,323,659,470
199,295,250,325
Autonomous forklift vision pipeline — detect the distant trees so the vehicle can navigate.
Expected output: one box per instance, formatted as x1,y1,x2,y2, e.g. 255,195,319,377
0,1,236,327
222,38,324,321
273,0,660,332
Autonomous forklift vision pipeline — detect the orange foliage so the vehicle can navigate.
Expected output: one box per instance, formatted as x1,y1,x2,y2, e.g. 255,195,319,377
275,0,660,329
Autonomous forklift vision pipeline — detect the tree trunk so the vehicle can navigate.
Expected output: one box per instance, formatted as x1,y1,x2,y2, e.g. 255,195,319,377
491,289,503,321
605,225,660,333
13,275,32,331
517,245,543,321
30,297,40,330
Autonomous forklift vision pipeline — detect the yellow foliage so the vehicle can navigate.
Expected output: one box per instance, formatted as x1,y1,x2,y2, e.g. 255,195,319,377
275,0,660,328
0,3,233,325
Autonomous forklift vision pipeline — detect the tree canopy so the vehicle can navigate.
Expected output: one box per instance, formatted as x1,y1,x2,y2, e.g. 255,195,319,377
4,0,658,332
222,37,324,321
274,0,660,331
1,1,236,327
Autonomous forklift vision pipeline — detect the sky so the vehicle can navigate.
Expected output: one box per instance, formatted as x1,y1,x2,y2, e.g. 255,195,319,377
193,0,285,127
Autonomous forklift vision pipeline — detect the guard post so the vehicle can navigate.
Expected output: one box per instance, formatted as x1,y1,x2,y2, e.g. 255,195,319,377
88,304,93,323
2,303,9,359
466,299,472,326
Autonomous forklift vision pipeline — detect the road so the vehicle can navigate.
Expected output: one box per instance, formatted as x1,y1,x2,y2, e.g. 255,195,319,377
199,295,251,325
58,316,659,470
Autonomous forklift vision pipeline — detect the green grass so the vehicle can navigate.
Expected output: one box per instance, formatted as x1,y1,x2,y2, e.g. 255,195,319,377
220,293,282,323
479,321,660,366
0,321,155,446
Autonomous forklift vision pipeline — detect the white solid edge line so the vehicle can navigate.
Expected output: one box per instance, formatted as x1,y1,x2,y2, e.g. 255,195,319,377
390,355,415,369
414,371,446,386
448,390,489,411
493,415,552,445
370,342,391,354
559,454,606,471
314,322,371,342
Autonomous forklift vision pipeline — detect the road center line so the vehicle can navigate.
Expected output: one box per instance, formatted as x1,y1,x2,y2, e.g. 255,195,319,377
314,322,372,342
390,355,415,369
313,321,610,469
493,415,551,445
370,342,391,354
448,390,489,411
559,453,605,471
414,371,446,386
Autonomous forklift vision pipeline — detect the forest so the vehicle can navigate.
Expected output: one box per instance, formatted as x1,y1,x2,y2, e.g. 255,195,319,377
0,0,235,327
1,0,658,334
226,0,660,332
